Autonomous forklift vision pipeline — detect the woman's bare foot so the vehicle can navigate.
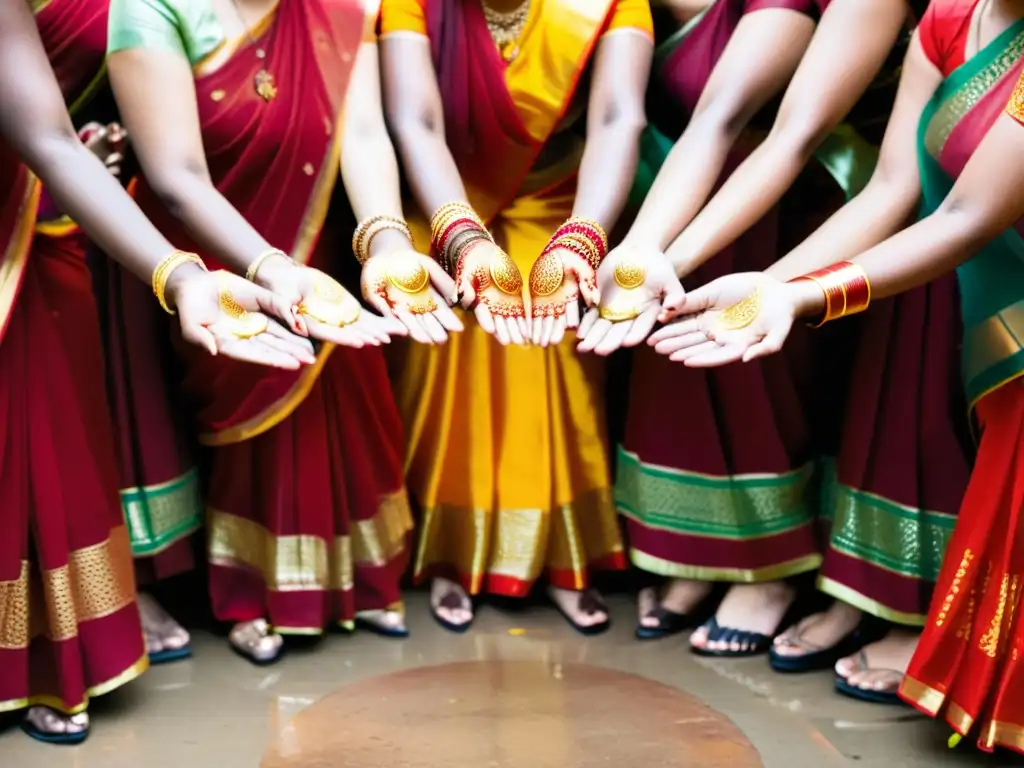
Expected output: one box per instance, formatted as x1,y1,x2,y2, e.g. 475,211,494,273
23,707,89,743
772,601,862,658
548,586,609,632
690,581,795,653
835,628,918,695
430,577,473,630
229,618,283,664
638,579,712,628
138,592,191,661
355,608,408,636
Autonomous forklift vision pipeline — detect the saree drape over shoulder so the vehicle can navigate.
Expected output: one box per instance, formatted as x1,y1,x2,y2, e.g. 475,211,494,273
0,0,148,715
900,8,1024,752
619,0,830,584
381,0,652,597
109,0,411,632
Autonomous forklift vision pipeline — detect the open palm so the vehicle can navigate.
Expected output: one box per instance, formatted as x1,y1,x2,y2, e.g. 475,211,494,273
647,272,801,367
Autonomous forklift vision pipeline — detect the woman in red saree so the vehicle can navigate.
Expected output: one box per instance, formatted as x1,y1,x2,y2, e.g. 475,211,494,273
107,0,460,662
0,0,312,744
576,0,832,655
648,0,1024,711
381,0,653,632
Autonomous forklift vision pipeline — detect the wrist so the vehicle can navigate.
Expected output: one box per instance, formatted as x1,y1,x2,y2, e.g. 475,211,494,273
785,279,826,320
367,228,414,260
164,262,208,312
253,252,296,287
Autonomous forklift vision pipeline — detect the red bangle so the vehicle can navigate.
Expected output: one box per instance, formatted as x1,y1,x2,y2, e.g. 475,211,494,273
789,261,871,327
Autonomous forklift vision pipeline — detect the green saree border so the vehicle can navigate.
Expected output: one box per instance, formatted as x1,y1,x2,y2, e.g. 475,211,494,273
123,468,203,557
614,446,816,540
818,576,927,626
825,482,957,582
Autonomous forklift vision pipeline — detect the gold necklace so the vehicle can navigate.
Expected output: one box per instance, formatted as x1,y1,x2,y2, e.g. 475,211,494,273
482,0,530,63
229,0,277,102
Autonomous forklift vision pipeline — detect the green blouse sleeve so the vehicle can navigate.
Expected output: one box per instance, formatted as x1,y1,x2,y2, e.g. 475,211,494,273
107,0,224,65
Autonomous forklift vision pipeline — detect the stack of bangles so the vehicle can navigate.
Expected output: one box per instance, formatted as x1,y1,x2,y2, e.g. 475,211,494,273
789,261,871,327
542,217,608,274
430,201,493,276
351,214,414,264
152,249,207,314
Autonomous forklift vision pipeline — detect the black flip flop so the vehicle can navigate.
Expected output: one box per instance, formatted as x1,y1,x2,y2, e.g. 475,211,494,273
552,590,611,637
834,674,904,705
769,628,866,673
636,605,691,640
690,616,772,657
430,589,474,634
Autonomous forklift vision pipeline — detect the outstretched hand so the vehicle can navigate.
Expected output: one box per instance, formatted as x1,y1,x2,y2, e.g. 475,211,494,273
647,272,804,367
455,240,531,345
171,270,316,369
577,246,684,355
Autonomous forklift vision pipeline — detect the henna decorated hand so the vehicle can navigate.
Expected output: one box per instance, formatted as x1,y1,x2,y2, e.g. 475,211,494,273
455,239,530,345
527,246,599,347
361,249,463,344
577,246,684,356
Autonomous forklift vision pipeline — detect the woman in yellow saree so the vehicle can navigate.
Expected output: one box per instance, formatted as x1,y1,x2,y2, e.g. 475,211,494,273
381,0,653,632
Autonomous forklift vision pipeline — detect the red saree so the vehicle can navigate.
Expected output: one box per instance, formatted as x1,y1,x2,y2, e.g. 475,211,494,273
620,0,829,583
0,0,147,715
132,0,411,632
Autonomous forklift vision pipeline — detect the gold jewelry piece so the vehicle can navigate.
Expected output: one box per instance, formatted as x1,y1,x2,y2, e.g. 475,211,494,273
228,0,276,101
352,216,414,264
599,302,641,322
489,249,523,295
245,248,288,282
218,288,270,339
529,250,564,297
152,250,206,315
613,254,646,290
482,0,531,62
298,274,361,326
386,253,430,294
719,288,762,331
562,217,609,252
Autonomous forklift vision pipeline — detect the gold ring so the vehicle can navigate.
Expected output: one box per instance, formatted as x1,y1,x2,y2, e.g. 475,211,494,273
386,254,430,294
719,288,761,330
529,251,564,298
613,255,646,290
489,250,523,295
218,290,270,339
599,303,641,322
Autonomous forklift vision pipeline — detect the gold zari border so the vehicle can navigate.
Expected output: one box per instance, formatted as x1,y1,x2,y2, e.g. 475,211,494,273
0,654,149,716
817,576,927,627
630,548,821,584
207,490,413,592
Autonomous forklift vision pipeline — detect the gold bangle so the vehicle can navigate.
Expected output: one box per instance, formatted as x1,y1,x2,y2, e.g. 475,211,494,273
563,217,609,252
430,202,484,242
245,248,289,282
152,250,206,315
352,216,413,264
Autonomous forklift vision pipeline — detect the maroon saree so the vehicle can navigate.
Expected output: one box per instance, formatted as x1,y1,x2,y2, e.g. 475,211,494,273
619,0,831,583
0,0,147,715
132,0,411,632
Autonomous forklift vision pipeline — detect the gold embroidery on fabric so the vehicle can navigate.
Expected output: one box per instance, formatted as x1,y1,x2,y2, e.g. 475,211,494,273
980,573,1011,658
207,491,412,592
935,549,973,627
42,566,78,642
68,527,137,623
0,562,29,650
925,30,1024,157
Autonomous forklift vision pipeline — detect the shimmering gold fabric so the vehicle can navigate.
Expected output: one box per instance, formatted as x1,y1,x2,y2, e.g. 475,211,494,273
0,562,29,650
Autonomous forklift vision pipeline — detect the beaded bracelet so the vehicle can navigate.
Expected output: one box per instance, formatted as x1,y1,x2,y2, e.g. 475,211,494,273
152,250,207,315
430,201,492,276
542,217,608,269
352,215,414,264
789,261,871,327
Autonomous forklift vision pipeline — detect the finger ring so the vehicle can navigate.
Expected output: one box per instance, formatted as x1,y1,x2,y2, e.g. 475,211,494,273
386,253,430,294
529,251,565,297
719,288,761,330
613,254,646,290
219,290,269,339
599,302,640,322
489,250,523,295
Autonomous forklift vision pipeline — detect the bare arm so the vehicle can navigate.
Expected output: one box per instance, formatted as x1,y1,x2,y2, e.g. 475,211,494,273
380,34,468,217
570,30,652,230
0,0,203,293
340,40,412,256
765,33,942,281
625,9,816,257
668,0,908,274
107,46,273,274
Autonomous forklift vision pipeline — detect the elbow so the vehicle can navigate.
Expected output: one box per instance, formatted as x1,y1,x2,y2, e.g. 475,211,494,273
595,103,647,138
690,100,755,146
935,194,1001,247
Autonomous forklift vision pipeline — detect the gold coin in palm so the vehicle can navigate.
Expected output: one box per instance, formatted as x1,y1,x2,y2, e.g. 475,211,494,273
489,250,523,295
300,273,361,326
218,290,269,339
529,251,565,298
386,253,430,295
612,254,646,290
718,288,761,331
